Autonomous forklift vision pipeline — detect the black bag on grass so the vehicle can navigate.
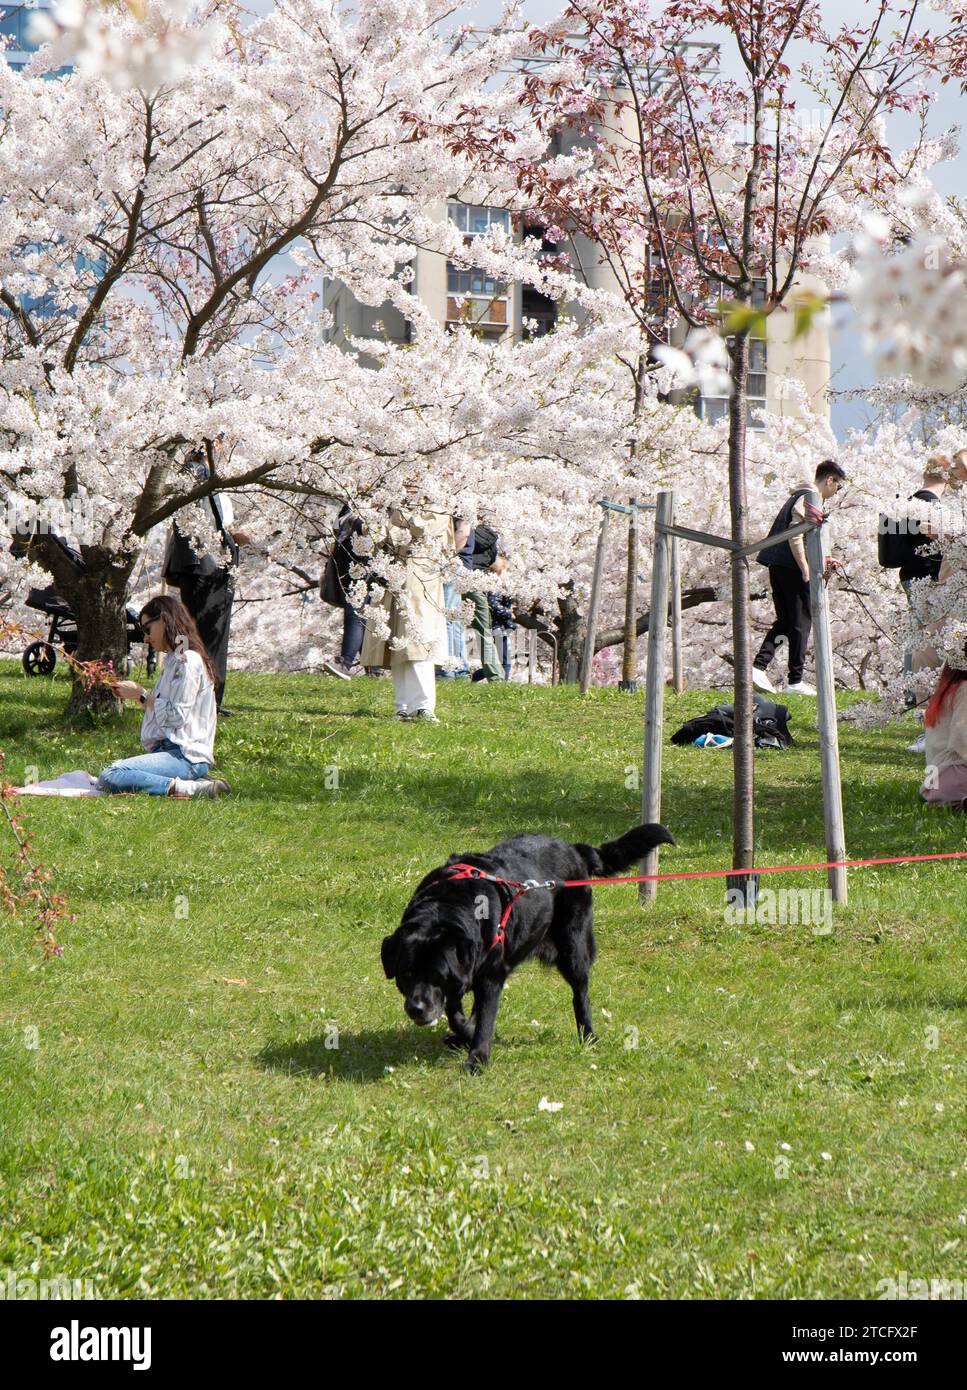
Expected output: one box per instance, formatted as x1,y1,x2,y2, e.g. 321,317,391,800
671,694,794,750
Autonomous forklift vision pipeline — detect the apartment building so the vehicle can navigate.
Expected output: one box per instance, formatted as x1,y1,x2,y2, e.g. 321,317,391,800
323,39,831,429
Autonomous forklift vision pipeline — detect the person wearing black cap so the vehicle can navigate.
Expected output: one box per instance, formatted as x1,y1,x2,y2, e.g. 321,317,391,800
752,459,846,696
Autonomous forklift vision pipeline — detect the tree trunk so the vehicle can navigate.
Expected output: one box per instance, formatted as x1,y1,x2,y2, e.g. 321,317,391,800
619,498,639,690
29,535,133,715
556,588,583,683
728,330,754,874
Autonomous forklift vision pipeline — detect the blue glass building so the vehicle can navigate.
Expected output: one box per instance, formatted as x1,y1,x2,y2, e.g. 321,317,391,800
2,2,70,76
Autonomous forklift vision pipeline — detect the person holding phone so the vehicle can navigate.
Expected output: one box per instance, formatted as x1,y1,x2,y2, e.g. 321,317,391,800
98,595,230,797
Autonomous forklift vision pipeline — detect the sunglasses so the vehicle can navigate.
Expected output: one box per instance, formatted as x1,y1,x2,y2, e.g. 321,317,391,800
140,616,158,635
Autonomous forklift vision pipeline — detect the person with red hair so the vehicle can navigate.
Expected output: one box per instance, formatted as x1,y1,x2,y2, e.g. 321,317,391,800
921,660,967,806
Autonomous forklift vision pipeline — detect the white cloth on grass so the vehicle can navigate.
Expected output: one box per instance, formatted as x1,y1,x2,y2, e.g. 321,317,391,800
14,771,104,797
390,653,436,714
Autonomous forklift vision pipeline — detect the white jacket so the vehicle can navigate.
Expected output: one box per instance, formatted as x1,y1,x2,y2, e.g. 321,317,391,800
922,680,967,786
140,649,216,766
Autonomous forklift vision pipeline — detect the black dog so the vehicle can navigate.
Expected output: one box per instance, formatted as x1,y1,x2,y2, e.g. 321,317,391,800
381,823,674,1070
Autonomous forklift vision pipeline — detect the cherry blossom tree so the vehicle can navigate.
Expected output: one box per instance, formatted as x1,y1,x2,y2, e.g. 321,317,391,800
1,0,590,712
421,0,967,876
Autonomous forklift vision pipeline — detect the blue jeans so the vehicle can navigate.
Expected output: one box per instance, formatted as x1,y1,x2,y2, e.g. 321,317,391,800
340,601,366,668
437,580,470,679
98,740,210,796
494,628,513,681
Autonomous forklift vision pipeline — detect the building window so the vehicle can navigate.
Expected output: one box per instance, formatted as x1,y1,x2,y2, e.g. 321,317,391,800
447,203,510,237
696,276,769,429
697,397,729,427
745,333,767,426
697,336,767,429
748,335,767,402
447,267,504,298
446,286,508,330
445,204,511,335
3,4,71,77
1,8,33,53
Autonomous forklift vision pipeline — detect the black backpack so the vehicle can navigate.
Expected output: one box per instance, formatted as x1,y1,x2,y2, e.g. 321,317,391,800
671,695,794,750
471,525,499,571
877,506,933,570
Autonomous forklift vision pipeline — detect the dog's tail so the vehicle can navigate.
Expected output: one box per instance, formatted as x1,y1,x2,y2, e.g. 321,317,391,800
581,823,675,878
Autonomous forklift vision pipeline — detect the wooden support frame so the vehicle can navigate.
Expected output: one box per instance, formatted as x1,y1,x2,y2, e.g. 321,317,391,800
657,515,815,558
620,497,640,692
670,533,684,692
640,490,674,900
806,513,848,903
580,508,610,694
579,499,675,697
640,498,846,907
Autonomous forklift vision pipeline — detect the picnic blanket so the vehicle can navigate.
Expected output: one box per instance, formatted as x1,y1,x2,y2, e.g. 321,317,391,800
13,771,104,797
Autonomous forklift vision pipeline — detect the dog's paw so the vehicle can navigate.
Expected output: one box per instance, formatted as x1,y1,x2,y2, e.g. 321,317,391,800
464,1052,488,1074
580,1029,599,1046
444,1031,472,1052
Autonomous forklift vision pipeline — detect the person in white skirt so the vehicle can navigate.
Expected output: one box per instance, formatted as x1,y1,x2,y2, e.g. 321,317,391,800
98,595,230,797
360,508,454,723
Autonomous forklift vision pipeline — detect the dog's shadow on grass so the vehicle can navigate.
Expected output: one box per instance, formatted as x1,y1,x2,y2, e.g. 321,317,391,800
256,1027,463,1082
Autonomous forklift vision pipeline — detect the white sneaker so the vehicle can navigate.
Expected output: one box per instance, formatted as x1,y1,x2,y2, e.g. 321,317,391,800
324,658,352,681
906,735,927,754
752,668,776,693
170,777,231,798
785,681,816,696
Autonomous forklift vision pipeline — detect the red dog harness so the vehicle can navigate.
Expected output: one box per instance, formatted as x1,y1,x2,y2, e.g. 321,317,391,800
442,862,560,955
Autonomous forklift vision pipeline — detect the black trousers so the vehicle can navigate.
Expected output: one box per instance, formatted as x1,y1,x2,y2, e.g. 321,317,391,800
754,567,811,684
174,570,234,707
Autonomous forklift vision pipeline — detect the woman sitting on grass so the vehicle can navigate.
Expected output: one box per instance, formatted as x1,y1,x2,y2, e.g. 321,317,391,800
921,659,967,808
98,595,230,799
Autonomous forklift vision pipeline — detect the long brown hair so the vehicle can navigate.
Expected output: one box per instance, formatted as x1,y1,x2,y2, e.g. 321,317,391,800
139,594,217,687
925,662,967,728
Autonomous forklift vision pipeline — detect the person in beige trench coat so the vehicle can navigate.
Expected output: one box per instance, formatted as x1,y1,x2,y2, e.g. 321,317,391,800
360,508,455,721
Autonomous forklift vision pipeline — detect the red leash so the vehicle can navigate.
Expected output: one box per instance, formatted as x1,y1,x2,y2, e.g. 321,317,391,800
443,850,967,954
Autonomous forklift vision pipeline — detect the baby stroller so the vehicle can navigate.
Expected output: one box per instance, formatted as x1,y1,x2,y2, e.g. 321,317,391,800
11,529,156,678
21,585,156,678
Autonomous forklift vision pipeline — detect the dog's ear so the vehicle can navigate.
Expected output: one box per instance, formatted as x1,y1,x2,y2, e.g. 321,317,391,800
442,932,477,985
381,932,401,980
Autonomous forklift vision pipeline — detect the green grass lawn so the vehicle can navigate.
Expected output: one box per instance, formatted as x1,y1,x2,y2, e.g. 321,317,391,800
1,659,966,1299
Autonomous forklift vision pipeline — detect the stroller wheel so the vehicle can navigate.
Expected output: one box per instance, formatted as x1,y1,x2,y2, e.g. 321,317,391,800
22,641,57,676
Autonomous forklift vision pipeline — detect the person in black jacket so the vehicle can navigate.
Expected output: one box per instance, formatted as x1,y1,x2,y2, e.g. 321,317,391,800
752,460,845,696
323,507,370,680
465,523,504,683
163,447,246,714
